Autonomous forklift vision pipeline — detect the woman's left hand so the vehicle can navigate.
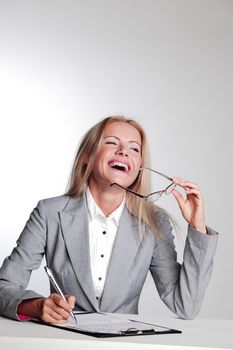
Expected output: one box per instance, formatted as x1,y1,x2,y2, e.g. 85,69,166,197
171,177,207,234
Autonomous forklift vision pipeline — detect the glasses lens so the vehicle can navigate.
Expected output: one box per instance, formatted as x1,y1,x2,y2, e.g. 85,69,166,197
146,192,163,202
165,183,176,195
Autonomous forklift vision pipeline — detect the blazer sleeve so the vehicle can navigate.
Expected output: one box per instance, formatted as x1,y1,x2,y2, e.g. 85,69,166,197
149,213,218,319
0,200,47,320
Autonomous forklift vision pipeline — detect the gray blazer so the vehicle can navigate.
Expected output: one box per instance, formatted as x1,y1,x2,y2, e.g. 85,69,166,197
0,194,218,320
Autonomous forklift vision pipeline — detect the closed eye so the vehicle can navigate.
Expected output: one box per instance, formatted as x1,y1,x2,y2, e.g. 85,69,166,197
106,141,117,145
130,144,140,153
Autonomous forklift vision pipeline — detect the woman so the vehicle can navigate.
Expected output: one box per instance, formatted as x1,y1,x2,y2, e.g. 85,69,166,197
0,116,218,324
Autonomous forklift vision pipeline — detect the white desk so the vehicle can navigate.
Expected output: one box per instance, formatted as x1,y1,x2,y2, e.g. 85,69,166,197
0,315,233,350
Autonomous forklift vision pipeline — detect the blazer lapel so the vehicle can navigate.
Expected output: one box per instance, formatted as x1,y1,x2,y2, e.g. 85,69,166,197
59,195,99,311
100,207,140,311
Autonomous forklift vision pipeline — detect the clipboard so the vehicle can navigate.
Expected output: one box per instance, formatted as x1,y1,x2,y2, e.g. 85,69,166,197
46,312,182,338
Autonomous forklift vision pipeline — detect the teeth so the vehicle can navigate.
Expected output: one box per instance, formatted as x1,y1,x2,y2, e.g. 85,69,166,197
109,161,129,171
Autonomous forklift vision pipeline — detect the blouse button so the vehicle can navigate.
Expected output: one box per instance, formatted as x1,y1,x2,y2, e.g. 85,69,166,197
102,231,106,235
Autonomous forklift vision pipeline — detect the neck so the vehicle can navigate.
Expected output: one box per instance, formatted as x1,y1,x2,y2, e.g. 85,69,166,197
88,180,125,216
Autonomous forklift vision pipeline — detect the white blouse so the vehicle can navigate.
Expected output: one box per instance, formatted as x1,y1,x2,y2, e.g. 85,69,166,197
85,187,125,302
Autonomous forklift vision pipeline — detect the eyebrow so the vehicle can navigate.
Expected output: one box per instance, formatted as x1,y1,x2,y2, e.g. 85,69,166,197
104,135,141,147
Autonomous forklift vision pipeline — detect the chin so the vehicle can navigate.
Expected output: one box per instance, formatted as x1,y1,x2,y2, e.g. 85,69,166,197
111,178,133,188
107,170,135,188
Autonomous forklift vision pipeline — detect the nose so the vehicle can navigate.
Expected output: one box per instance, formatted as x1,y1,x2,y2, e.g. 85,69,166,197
116,145,128,157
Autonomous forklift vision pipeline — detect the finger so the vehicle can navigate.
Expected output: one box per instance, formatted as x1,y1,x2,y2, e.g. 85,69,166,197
174,185,203,201
47,307,68,321
185,189,203,200
51,303,71,319
173,178,200,190
182,182,200,190
41,294,70,320
41,311,67,324
171,189,185,209
172,178,190,191
41,301,69,324
43,294,71,319
172,177,186,183
65,295,75,309
51,293,72,313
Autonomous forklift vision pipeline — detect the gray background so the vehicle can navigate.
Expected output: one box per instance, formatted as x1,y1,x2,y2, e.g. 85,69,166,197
0,0,232,318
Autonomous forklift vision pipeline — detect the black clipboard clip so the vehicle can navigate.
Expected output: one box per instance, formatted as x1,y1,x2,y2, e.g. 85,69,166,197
120,327,155,336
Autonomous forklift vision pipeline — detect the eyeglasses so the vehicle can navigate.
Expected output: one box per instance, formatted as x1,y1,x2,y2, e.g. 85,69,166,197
110,167,176,202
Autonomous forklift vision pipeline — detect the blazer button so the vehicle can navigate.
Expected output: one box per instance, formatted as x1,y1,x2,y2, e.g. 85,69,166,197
102,231,106,235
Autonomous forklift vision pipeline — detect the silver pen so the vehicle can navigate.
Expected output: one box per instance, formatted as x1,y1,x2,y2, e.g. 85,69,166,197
44,266,76,323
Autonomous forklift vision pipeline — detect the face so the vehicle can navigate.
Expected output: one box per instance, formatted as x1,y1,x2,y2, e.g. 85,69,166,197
89,121,142,190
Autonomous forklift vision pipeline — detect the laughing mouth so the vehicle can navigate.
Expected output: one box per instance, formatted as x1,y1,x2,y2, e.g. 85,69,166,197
109,161,130,172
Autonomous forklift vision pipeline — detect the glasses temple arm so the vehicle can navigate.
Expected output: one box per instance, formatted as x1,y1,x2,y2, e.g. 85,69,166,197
110,183,145,199
140,167,174,182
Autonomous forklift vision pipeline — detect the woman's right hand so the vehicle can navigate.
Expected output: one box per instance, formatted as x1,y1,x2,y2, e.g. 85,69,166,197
17,293,75,324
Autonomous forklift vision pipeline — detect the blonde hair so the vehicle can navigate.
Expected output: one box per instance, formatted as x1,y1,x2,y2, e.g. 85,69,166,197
66,116,167,239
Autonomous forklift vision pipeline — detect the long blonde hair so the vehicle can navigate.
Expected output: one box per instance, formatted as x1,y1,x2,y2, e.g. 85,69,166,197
66,116,166,239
